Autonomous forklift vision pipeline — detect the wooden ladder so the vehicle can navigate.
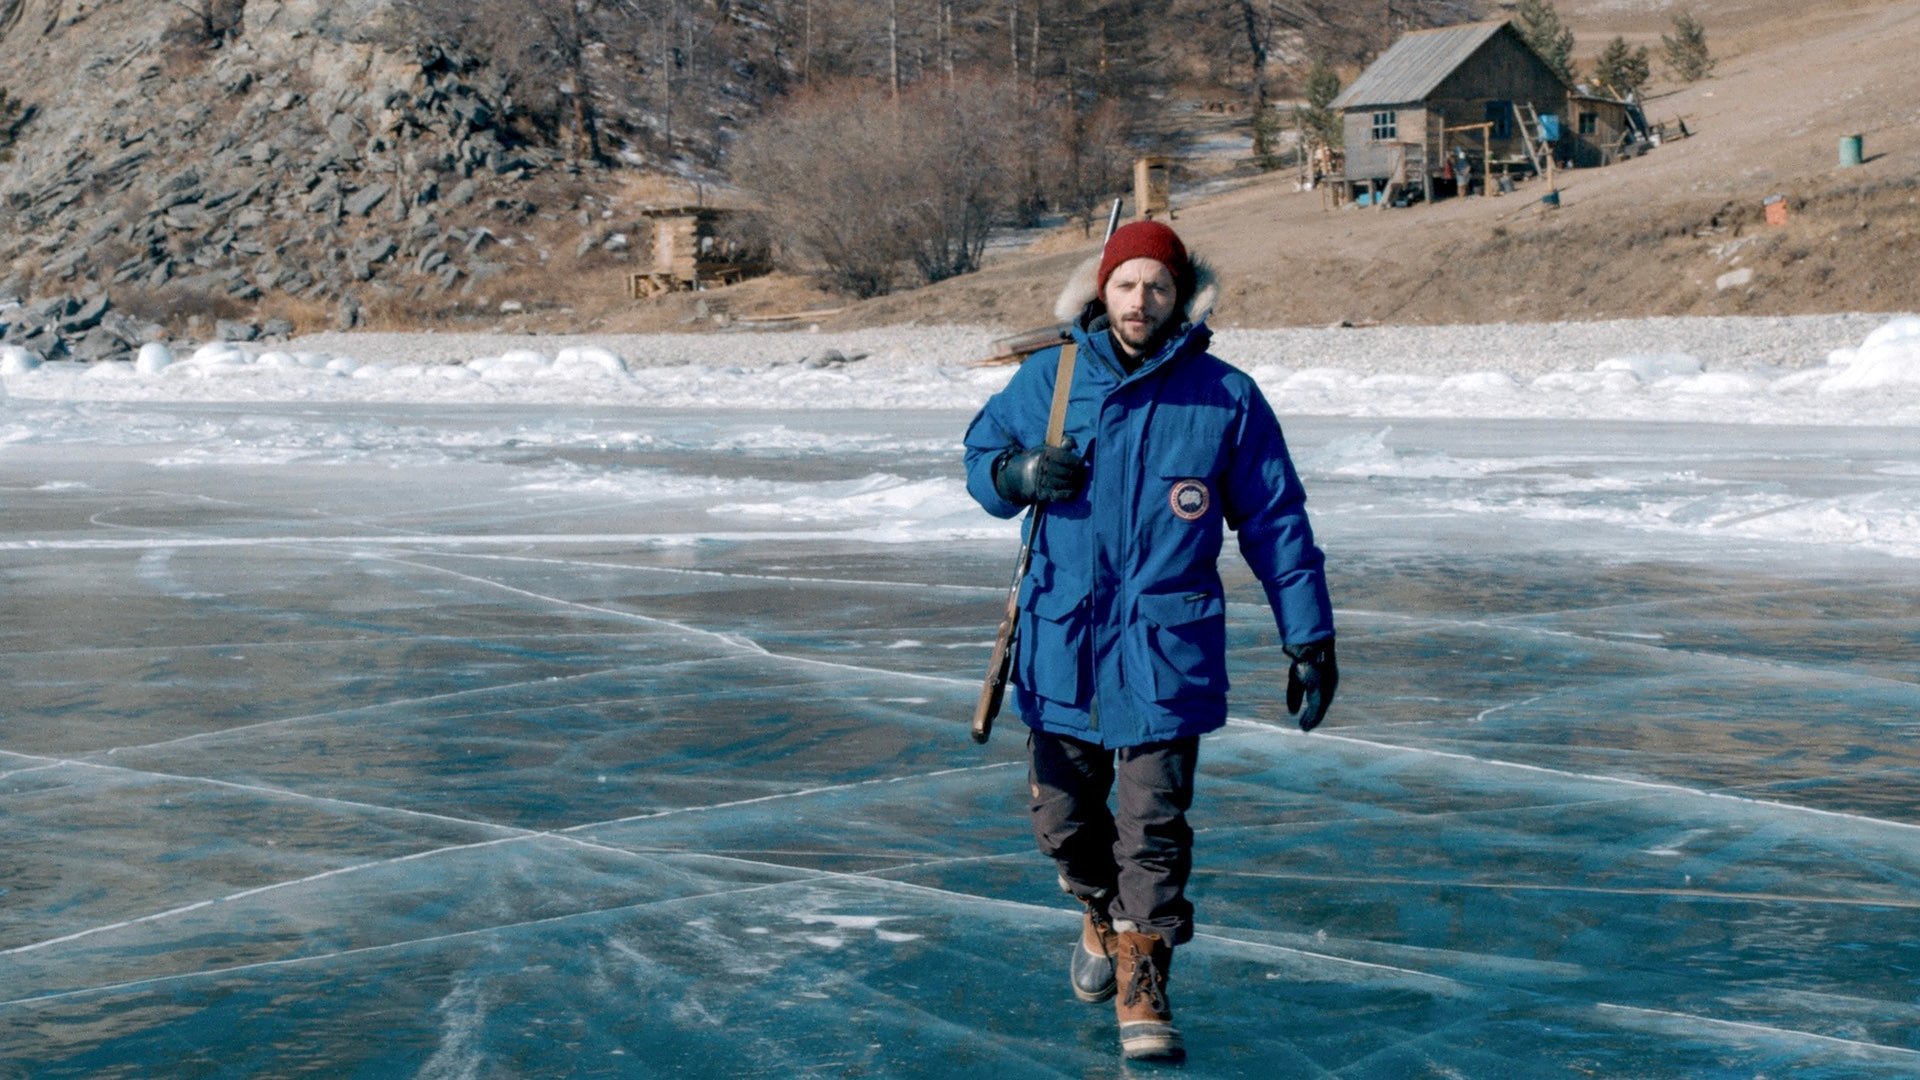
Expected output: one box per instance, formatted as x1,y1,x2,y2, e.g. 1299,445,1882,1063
1512,101,1548,175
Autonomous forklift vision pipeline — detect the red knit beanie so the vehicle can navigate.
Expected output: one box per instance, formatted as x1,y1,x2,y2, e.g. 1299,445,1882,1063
1097,220,1193,300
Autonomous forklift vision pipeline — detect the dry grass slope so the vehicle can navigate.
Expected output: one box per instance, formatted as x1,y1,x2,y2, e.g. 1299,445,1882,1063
808,0,1920,333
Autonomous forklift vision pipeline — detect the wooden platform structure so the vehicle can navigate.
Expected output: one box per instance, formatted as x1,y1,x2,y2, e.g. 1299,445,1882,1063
1133,156,1172,221
625,207,768,299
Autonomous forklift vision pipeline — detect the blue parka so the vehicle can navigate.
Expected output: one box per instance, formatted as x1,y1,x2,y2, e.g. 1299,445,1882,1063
963,309,1334,747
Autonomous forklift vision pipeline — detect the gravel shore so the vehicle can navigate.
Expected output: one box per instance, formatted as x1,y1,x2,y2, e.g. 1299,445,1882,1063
286,312,1898,378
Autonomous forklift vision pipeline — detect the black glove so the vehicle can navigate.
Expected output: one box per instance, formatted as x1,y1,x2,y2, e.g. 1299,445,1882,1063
1284,637,1338,732
993,438,1085,505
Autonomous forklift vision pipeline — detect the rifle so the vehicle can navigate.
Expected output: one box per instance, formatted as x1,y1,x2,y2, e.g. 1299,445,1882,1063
972,198,1123,743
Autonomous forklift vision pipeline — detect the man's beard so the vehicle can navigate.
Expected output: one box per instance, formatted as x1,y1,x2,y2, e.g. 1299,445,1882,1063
1112,310,1172,356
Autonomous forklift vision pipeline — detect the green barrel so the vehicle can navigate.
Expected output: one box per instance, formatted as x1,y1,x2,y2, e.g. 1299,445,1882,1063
1840,134,1864,168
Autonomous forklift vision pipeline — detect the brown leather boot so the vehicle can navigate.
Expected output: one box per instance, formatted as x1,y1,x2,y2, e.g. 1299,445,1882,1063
1113,926,1183,1060
1070,895,1119,1003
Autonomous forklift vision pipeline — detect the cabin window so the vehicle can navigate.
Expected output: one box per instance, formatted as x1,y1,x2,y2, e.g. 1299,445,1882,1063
1370,110,1398,142
1578,111,1599,135
1484,100,1512,139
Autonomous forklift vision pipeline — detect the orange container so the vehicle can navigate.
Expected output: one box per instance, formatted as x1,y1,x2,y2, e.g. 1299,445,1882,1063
1763,197,1789,226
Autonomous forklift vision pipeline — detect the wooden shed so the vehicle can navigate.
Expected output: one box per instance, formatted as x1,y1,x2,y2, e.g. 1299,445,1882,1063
625,207,768,299
1329,20,1570,202
1564,88,1645,168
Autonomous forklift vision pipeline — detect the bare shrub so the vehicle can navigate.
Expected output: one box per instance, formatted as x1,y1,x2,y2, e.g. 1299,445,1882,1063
731,73,1041,297
899,74,1044,282
251,293,333,336
115,283,251,336
729,81,921,298
160,0,245,68
1048,97,1133,233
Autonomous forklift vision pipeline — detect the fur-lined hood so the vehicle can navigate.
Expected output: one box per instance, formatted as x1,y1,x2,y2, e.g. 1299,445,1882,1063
1053,247,1220,327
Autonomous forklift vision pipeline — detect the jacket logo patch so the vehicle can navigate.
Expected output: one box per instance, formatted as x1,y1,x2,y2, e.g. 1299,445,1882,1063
1169,479,1211,521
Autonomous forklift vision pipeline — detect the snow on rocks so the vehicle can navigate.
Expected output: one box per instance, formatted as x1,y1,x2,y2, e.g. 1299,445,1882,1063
135,343,175,374
1595,353,1701,381
1,345,39,375
554,346,631,378
1820,315,1920,393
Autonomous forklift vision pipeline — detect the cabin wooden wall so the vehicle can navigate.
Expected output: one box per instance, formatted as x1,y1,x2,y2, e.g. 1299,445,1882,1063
1426,33,1567,165
1567,99,1631,167
1342,104,1428,182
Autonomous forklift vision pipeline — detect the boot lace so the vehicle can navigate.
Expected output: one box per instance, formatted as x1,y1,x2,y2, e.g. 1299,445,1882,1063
1121,940,1168,1013
1081,896,1115,937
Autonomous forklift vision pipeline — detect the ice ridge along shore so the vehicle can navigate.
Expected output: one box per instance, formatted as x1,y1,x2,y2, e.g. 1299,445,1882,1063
4,312,1920,425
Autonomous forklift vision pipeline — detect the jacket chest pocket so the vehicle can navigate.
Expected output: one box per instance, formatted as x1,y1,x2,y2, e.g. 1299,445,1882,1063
1145,409,1227,491
1134,591,1229,701
1017,553,1091,708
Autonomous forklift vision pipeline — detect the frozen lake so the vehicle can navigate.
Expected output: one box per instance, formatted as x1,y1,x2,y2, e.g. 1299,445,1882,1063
3,396,1919,1078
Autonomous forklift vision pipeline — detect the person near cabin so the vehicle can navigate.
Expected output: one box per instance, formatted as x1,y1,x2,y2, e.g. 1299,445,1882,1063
961,221,1338,1061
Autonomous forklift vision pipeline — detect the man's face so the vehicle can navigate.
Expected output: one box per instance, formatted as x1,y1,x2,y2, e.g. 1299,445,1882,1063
1101,257,1179,357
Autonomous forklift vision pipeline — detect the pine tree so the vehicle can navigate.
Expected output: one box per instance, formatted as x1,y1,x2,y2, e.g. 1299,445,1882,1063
1514,0,1576,84
1294,57,1343,150
1661,11,1716,82
1592,36,1651,96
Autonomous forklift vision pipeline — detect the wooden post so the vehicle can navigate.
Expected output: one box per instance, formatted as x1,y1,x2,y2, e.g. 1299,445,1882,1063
1133,156,1172,221
1442,121,1498,197
1297,110,1308,188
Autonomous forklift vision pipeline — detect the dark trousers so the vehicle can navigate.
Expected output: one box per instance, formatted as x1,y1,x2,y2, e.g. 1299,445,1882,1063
1027,729,1200,946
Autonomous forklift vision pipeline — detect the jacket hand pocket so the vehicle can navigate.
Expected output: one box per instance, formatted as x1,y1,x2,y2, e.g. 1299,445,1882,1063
1135,591,1228,701
1017,554,1090,707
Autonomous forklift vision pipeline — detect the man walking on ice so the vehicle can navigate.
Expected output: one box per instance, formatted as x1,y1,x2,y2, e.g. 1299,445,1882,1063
963,220,1338,1061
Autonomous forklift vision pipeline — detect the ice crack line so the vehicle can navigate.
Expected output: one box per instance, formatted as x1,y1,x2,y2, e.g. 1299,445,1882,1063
376,552,975,689
0,530,940,552
369,553,770,657
1326,602,1920,692
1206,868,1920,911
0,876,820,1010
1471,692,1550,724
562,760,1021,833
87,664,663,756
0,756,1018,962
1222,717,1920,834
441,549,996,595
1597,1002,1920,1058
663,849,1471,988
0,757,65,782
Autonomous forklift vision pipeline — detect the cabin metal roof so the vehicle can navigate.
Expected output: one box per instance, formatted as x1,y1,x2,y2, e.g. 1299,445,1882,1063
1330,21,1512,109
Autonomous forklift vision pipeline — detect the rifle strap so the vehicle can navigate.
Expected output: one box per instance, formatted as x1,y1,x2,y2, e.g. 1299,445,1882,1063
1044,343,1077,448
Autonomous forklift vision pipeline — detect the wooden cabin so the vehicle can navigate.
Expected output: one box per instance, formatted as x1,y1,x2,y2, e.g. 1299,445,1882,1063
1564,88,1644,167
1329,20,1571,202
626,207,768,299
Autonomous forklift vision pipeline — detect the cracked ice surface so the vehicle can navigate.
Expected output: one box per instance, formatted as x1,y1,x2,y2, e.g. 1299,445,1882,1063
2,400,1918,1078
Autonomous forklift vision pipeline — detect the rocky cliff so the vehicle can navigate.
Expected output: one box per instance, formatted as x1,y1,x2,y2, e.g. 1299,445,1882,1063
0,0,616,359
